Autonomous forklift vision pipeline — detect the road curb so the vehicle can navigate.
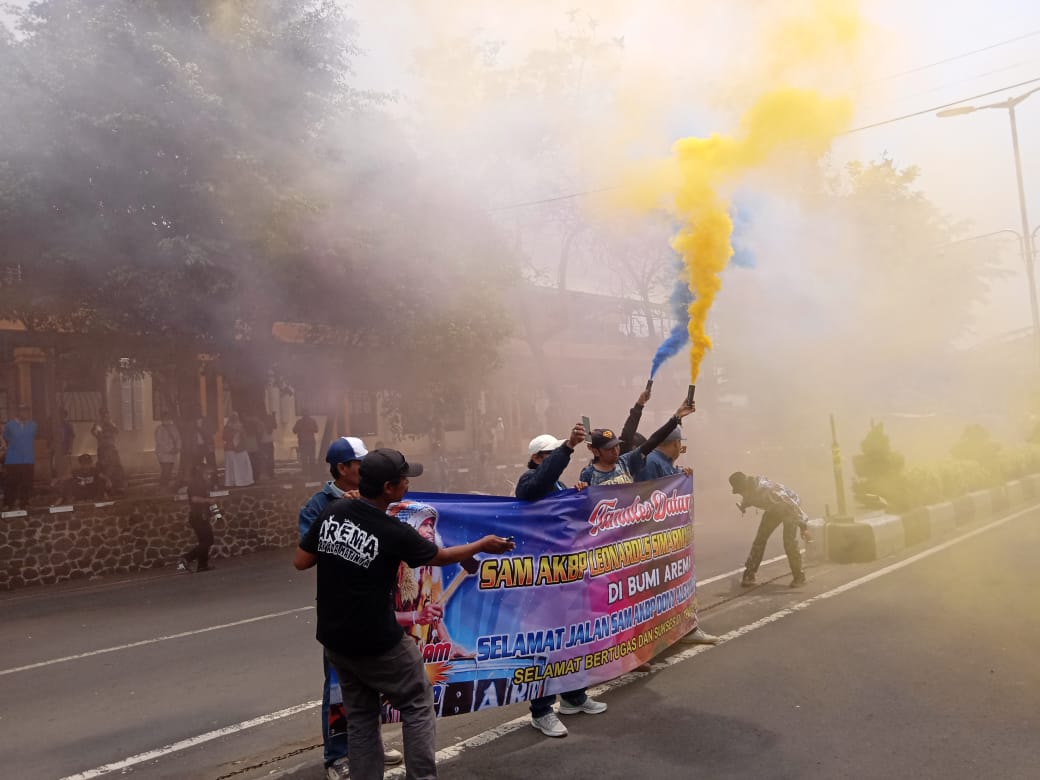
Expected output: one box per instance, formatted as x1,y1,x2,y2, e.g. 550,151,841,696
822,471,1040,563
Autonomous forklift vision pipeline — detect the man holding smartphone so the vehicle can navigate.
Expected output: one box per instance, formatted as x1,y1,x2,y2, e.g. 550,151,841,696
515,422,604,738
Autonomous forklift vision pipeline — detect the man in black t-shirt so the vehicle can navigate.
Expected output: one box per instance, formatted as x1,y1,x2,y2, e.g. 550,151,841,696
54,453,112,505
295,448,513,780
178,464,218,573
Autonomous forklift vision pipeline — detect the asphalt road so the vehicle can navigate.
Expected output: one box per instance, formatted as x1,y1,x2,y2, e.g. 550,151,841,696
1,491,1035,780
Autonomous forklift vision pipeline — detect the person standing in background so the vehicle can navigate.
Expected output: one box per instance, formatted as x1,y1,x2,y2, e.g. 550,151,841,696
61,409,74,463
193,416,219,487
155,417,181,491
91,408,126,495
50,409,75,487
222,412,254,488
3,404,37,509
178,463,218,573
261,412,277,480
243,414,262,481
294,410,319,470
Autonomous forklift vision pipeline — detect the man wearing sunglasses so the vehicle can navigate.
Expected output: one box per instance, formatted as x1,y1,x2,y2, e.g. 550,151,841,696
580,399,695,486
633,420,719,646
638,425,693,481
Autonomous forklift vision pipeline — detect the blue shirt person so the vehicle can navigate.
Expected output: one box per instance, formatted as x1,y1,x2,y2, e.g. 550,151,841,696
3,404,38,509
580,401,694,486
3,406,37,464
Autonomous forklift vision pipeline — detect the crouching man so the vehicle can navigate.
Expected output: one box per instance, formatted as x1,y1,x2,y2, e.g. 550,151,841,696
294,448,514,780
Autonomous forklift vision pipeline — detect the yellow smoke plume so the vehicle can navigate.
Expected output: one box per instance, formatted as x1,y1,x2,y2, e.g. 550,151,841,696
618,2,862,382
674,89,854,380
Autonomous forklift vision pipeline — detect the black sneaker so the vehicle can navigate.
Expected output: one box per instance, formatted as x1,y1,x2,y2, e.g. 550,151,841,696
740,574,756,588
790,574,807,587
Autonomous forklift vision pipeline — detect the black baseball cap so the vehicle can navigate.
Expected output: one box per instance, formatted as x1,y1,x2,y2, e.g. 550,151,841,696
360,448,424,486
729,471,747,493
590,428,623,449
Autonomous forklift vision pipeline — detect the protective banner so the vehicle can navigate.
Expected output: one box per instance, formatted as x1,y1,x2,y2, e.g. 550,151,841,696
382,474,698,721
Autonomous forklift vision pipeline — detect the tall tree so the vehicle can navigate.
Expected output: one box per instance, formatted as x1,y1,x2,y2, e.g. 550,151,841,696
709,157,1006,454
0,0,517,426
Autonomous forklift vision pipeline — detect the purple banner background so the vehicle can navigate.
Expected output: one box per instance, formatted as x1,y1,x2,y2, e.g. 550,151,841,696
380,474,698,720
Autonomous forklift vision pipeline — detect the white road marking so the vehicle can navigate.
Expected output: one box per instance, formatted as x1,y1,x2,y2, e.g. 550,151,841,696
0,607,314,677
695,551,797,586
58,506,1030,779
57,701,321,780
2,557,779,679
383,508,1027,777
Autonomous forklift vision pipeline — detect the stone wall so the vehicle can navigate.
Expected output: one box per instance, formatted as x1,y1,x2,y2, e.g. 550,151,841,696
0,483,316,590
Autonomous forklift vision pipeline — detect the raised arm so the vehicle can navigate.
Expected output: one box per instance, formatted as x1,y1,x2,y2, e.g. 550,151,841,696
618,389,650,454
637,400,695,456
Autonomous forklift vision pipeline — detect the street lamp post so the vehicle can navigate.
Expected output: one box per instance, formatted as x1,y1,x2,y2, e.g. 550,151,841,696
939,86,1040,365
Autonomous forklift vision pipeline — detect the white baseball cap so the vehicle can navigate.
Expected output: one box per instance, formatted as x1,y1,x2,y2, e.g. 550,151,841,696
528,434,565,457
325,436,369,464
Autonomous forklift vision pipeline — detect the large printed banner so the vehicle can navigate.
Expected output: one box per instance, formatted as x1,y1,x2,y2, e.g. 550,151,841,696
374,474,698,721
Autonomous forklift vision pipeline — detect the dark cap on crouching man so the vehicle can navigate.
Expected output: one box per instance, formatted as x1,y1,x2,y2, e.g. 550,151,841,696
295,448,514,779
730,471,812,588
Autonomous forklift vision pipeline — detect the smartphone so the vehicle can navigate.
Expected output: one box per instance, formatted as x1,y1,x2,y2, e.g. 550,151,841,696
582,415,591,436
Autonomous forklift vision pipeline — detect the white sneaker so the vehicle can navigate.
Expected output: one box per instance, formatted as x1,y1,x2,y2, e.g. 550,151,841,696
175,560,190,573
531,711,568,737
679,627,719,645
384,747,403,766
557,696,608,715
326,759,350,779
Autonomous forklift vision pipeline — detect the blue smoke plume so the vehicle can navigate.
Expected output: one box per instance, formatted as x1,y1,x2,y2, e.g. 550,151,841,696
649,265,694,378
648,199,756,377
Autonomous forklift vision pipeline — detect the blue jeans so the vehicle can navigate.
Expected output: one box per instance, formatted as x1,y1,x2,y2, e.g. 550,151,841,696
322,653,349,767
530,689,587,718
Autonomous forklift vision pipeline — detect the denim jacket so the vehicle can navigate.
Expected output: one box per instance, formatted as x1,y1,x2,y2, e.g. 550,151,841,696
298,480,346,539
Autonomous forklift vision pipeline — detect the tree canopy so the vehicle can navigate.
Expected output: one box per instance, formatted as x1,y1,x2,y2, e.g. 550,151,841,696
0,0,517,419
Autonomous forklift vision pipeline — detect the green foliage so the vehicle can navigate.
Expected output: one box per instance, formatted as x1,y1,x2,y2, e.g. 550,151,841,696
825,159,1006,356
934,459,997,497
950,424,1002,473
899,464,943,508
852,421,907,509
853,419,1040,512
0,0,520,426
994,444,1040,480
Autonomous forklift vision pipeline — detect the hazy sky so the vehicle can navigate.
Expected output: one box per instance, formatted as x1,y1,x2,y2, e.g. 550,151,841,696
347,0,1040,342
5,1,1040,342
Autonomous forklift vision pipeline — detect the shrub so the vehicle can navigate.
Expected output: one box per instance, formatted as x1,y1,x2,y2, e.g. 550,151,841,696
852,421,907,510
950,424,1001,474
996,444,1040,480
